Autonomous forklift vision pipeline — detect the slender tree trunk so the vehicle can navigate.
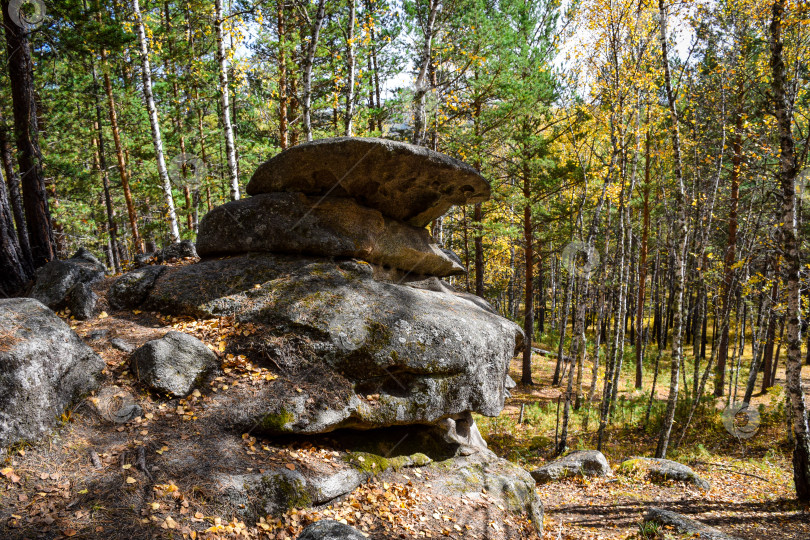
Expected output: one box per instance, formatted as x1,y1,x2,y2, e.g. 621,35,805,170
302,0,326,142
412,0,439,146
132,0,180,243
636,135,651,388
0,162,30,296
91,62,120,272
473,202,484,296
344,0,356,136
277,0,288,149
769,0,810,501
716,108,742,393
656,0,688,459
522,163,535,385
761,274,780,391
215,0,239,200
0,117,32,266
2,0,54,267
101,49,142,254
367,0,382,131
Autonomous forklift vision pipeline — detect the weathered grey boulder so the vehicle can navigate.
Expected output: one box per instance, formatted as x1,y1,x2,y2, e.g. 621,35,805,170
120,253,522,434
217,466,368,519
618,457,710,490
108,265,166,309
196,193,465,277
130,331,218,397
530,450,612,484
297,520,366,540
158,240,198,261
30,248,106,309
0,298,105,447
66,282,98,320
429,453,543,533
246,137,490,227
644,507,742,539
134,251,157,267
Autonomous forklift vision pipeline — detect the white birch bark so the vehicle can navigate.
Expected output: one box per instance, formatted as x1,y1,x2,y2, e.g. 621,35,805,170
215,0,240,200
303,0,327,142
132,0,180,243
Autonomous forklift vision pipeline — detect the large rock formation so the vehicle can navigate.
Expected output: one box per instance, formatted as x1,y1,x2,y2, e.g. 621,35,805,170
108,137,536,530
114,253,521,434
0,298,105,447
246,137,491,227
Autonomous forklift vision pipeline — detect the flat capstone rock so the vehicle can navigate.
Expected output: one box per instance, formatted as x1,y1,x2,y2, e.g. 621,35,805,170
246,137,491,227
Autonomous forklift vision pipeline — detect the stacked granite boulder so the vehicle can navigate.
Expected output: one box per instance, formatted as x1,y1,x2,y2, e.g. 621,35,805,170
196,136,485,281
110,137,523,451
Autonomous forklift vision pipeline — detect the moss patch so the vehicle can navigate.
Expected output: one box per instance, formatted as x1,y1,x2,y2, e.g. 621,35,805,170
260,409,296,433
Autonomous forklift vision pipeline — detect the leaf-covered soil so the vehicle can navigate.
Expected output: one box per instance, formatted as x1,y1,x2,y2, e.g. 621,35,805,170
0,273,539,539
476,350,810,539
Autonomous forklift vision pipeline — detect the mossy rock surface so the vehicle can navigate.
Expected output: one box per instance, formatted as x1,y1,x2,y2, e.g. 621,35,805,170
118,253,523,435
428,453,544,534
618,457,710,490
530,450,612,484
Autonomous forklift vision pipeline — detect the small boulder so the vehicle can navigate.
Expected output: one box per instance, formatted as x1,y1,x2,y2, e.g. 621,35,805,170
0,298,104,447
66,282,98,320
133,251,157,267
619,457,710,490
530,450,612,484
108,265,166,309
30,248,106,309
429,452,543,533
130,331,218,397
158,240,198,261
247,137,491,227
217,466,368,520
644,507,742,539
86,329,110,341
296,520,366,540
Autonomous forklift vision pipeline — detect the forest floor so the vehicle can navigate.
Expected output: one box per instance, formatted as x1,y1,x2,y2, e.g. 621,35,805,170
1,277,542,540
474,344,810,539
2,277,809,539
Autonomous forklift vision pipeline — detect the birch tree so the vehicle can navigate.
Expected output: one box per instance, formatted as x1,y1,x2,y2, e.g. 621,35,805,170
655,0,688,459
132,0,180,243
769,0,810,501
303,0,327,142
215,0,240,199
